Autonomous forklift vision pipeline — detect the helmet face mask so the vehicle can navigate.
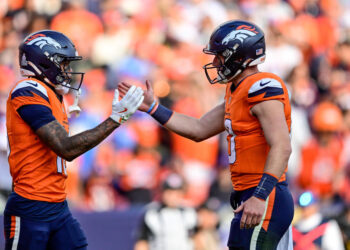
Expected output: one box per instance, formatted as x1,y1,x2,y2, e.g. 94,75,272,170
55,59,84,90
203,51,246,84
203,52,226,84
203,20,266,84
19,30,84,93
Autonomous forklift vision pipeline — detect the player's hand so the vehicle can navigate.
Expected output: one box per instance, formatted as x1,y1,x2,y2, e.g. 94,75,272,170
234,196,266,229
110,85,144,124
118,80,155,112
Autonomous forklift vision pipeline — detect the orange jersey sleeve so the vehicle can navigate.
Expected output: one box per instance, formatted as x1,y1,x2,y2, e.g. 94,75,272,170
224,72,291,191
7,78,69,202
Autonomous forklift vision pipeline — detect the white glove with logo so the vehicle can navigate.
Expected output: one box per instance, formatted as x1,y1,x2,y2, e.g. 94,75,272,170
110,85,144,124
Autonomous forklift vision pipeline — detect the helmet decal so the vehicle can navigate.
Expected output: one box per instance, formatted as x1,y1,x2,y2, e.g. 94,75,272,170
24,33,45,43
222,28,258,45
26,36,62,50
236,25,259,33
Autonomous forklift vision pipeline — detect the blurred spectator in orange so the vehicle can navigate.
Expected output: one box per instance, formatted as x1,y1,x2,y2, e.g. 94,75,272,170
297,101,344,201
117,147,161,204
50,0,103,58
5,0,24,12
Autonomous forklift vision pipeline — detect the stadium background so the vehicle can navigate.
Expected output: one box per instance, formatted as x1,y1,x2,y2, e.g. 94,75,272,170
0,0,350,249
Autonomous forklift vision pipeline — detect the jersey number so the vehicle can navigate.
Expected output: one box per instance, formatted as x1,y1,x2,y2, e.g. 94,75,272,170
57,156,67,175
224,119,236,164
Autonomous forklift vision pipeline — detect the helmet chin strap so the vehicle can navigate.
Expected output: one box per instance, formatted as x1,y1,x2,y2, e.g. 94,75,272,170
226,58,252,82
220,61,245,83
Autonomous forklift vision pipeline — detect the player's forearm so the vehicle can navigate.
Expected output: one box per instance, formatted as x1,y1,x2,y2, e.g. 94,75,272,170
164,112,205,142
263,142,291,179
252,141,291,201
36,118,119,161
151,102,225,142
63,118,119,161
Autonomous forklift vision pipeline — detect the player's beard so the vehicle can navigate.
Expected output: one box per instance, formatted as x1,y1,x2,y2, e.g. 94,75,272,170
55,83,70,95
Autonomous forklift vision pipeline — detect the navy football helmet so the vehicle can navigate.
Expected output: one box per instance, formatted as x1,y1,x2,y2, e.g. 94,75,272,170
203,20,266,84
19,30,84,91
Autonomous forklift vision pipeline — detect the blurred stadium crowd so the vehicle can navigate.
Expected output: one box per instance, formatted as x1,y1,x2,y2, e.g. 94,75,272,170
1,0,350,249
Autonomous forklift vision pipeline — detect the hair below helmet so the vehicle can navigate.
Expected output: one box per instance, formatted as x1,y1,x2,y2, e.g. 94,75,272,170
19,30,84,91
203,20,266,84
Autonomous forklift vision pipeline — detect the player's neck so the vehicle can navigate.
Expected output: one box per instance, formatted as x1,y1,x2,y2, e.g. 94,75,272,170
231,66,259,87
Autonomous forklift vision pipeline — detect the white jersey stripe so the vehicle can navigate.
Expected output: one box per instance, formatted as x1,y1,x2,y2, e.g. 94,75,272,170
12,216,20,250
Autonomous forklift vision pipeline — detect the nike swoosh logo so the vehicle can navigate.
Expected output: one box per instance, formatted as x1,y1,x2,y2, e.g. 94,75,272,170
119,108,128,113
27,82,38,87
260,80,271,87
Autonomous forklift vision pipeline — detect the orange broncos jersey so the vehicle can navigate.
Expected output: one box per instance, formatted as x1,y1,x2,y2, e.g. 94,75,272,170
7,78,69,202
224,72,291,191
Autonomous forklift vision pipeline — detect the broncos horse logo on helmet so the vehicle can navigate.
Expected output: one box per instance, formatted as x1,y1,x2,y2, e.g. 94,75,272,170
26,36,62,50
222,25,258,45
203,20,265,84
19,30,84,92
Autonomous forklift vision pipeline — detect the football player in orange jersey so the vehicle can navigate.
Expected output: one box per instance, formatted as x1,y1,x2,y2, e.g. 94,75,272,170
4,30,144,250
119,20,294,250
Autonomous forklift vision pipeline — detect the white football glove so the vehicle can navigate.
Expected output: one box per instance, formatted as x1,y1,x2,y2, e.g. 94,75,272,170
110,85,144,124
